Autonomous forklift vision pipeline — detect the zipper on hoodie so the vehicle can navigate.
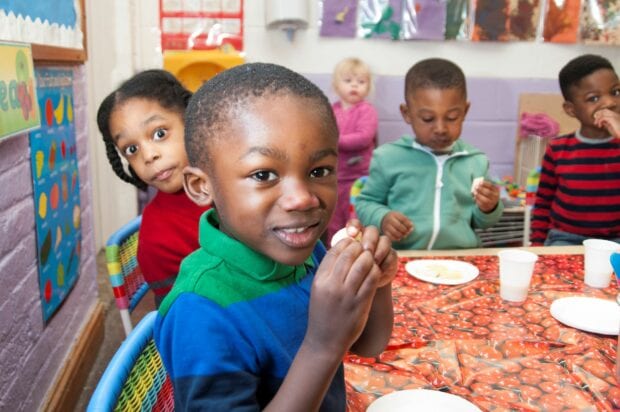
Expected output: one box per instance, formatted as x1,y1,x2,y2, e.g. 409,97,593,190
419,148,468,250
427,155,446,250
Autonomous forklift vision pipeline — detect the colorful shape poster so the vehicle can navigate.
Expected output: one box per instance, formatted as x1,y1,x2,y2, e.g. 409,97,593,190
0,42,40,140
29,68,81,323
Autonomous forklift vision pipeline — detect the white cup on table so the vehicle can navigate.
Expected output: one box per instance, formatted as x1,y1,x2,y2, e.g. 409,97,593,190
582,239,620,288
498,249,539,302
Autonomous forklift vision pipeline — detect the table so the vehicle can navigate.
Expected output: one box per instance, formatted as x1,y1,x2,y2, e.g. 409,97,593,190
344,246,620,411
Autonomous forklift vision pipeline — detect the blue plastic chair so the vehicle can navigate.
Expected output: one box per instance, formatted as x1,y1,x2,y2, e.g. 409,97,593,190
87,311,174,411
105,215,150,336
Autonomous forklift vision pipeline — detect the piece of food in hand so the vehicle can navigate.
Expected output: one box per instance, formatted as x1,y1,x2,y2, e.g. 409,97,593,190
330,227,362,247
471,177,484,194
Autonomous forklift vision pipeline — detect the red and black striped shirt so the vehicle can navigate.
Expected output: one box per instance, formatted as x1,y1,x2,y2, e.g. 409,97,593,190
530,132,620,245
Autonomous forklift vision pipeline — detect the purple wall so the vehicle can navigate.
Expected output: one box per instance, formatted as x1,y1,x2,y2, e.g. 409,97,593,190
0,65,97,410
307,73,561,179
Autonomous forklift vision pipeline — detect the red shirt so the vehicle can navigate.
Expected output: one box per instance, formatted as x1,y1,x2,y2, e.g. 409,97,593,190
138,190,209,304
531,133,620,245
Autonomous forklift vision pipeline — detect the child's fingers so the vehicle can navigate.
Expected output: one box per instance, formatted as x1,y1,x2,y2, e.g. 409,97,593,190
400,219,414,235
475,191,500,213
355,262,383,298
328,243,377,297
343,250,379,295
594,109,620,137
475,181,496,194
475,183,499,200
373,235,393,266
329,240,365,285
345,218,363,238
318,236,355,280
392,213,413,234
377,249,398,287
385,224,406,241
359,225,379,254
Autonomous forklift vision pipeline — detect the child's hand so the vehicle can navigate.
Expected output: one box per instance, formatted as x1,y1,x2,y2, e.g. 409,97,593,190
342,220,398,288
594,109,620,139
381,211,414,242
473,180,500,213
306,239,382,356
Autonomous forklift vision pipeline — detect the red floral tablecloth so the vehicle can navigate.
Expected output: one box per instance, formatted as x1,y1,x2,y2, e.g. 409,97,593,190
345,254,620,411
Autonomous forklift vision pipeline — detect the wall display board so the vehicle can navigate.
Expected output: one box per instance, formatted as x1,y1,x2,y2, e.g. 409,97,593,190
319,0,619,44
160,0,244,51
29,67,81,323
0,0,86,61
0,41,40,140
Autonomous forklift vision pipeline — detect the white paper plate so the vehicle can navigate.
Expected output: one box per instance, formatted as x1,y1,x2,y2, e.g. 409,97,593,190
405,259,479,285
550,296,620,335
367,389,482,412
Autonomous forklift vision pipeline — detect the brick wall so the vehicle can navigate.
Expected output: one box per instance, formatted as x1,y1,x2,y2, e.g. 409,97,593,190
0,65,97,410
307,74,561,180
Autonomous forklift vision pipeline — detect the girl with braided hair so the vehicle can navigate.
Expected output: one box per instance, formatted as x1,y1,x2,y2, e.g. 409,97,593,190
97,69,209,307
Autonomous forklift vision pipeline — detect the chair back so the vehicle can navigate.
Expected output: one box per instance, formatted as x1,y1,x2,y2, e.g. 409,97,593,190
87,311,174,412
106,215,149,336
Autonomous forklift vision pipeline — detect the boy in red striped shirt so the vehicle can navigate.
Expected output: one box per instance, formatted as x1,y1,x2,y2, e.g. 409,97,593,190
531,54,620,246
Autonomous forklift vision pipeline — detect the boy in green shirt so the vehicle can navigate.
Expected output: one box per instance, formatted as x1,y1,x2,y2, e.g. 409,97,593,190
154,63,397,410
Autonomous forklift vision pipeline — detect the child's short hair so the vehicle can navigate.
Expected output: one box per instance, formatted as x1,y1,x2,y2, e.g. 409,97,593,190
185,62,338,169
404,58,467,100
97,70,192,190
332,57,373,92
559,54,615,101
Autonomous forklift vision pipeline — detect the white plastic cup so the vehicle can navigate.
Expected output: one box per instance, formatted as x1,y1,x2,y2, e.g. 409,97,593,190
498,249,539,302
582,239,620,288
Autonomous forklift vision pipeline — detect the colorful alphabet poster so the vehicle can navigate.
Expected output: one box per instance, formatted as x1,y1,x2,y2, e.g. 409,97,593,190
0,42,40,140
29,68,81,323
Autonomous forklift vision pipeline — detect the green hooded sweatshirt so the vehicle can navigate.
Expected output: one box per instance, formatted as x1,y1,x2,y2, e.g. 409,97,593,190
355,136,504,250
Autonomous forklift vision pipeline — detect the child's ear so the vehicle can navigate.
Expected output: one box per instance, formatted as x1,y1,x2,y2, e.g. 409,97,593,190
563,100,577,118
400,103,412,124
464,101,471,117
183,166,213,206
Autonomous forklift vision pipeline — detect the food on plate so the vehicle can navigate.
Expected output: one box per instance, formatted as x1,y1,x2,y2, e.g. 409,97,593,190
421,263,463,280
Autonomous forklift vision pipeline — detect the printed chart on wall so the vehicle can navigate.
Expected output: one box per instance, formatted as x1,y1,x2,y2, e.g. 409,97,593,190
29,67,81,323
0,42,40,140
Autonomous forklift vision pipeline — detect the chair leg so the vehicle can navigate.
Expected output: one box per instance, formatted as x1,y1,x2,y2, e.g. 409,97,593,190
120,309,133,337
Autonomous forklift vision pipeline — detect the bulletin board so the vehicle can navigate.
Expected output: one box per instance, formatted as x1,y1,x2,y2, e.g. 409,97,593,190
0,0,87,62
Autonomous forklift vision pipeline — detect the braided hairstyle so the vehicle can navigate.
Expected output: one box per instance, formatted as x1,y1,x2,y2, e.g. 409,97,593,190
97,69,192,191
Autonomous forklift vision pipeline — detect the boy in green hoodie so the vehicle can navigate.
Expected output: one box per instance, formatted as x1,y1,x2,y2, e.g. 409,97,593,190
356,58,503,250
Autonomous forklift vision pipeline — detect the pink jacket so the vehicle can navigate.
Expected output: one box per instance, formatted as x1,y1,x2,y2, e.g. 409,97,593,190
332,100,378,181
